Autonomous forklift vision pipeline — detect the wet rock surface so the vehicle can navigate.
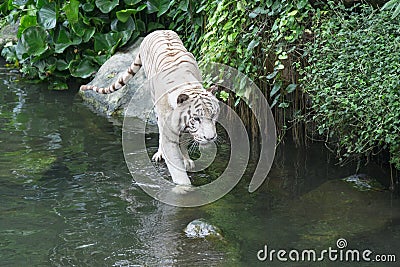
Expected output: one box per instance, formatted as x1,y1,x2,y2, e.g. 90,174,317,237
342,173,385,191
79,37,154,121
0,23,18,48
184,219,223,239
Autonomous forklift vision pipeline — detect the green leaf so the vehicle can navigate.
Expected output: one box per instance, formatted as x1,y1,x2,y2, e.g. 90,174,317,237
278,102,289,108
285,83,297,93
247,38,260,50
270,82,281,97
254,7,267,14
82,3,95,12
270,94,280,108
69,58,97,78
54,26,82,53
94,32,122,53
15,40,27,60
112,16,133,31
124,0,142,5
20,26,48,56
71,20,96,42
13,0,29,6
63,0,79,24
237,2,245,12
146,0,171,17
392,4,400,19
110,19,134,46
223,21,233,31
37,3,57,30
249,12,258,18
116,9,135,22
288,10,298,17
297,0,308,9
178,0,189,12
146,0,158,13
56,59,69,71
116,5,146,22
219,90,229,101
18,15,37,38
266,70,278,80
157,1,170,17
1,44,17,63
278,52,288,60
381,1,397,11
196,5,206,13
95,0,119,14
136,19,146,32
35,0,48,9
147,21,164,31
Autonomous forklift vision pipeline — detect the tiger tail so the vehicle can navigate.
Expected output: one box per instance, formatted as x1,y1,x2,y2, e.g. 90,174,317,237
80,54,142,94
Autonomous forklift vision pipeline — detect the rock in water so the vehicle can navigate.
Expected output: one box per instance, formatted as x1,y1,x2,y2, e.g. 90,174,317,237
184,219,223,239
79,37,154,121
342,174,385,191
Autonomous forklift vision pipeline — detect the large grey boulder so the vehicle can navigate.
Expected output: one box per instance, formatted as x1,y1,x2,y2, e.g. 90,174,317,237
79,37,153,121
0,23,18,48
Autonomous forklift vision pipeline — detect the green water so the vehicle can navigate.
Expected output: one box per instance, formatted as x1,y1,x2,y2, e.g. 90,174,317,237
0,61,399,266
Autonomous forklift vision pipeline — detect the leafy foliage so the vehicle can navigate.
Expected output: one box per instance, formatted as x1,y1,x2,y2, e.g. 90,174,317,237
0,0,176,89
198,0,311,102
302,4,400,169
381,0,400,18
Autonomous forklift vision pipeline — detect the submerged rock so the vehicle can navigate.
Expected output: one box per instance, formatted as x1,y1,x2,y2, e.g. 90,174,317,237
79,37,153,121
184,219,223,239
342,173,385,191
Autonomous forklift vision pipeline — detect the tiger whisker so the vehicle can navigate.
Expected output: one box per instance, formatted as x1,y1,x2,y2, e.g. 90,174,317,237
180,138,195,146
188,141,199,155
214,136,225,145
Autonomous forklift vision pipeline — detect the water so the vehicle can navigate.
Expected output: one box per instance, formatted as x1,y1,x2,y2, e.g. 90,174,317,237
0,60,399,266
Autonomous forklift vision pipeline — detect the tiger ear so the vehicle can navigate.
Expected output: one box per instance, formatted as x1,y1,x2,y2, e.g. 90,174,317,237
206,84,218,94
177,94,189,104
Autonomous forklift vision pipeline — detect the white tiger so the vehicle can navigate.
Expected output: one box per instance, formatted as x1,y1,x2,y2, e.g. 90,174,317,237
80,30,220,185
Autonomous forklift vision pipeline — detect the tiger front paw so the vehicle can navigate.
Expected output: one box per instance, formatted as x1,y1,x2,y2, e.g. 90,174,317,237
152,150,163,162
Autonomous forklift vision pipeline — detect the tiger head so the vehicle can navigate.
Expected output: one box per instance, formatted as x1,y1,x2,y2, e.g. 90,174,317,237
174,90,220,145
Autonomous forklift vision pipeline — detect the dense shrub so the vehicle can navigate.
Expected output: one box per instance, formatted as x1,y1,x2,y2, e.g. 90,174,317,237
301,4,400,169
194,0,314,139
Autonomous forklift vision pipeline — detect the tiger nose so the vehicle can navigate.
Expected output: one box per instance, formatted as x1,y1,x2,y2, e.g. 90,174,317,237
204,134,217,141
